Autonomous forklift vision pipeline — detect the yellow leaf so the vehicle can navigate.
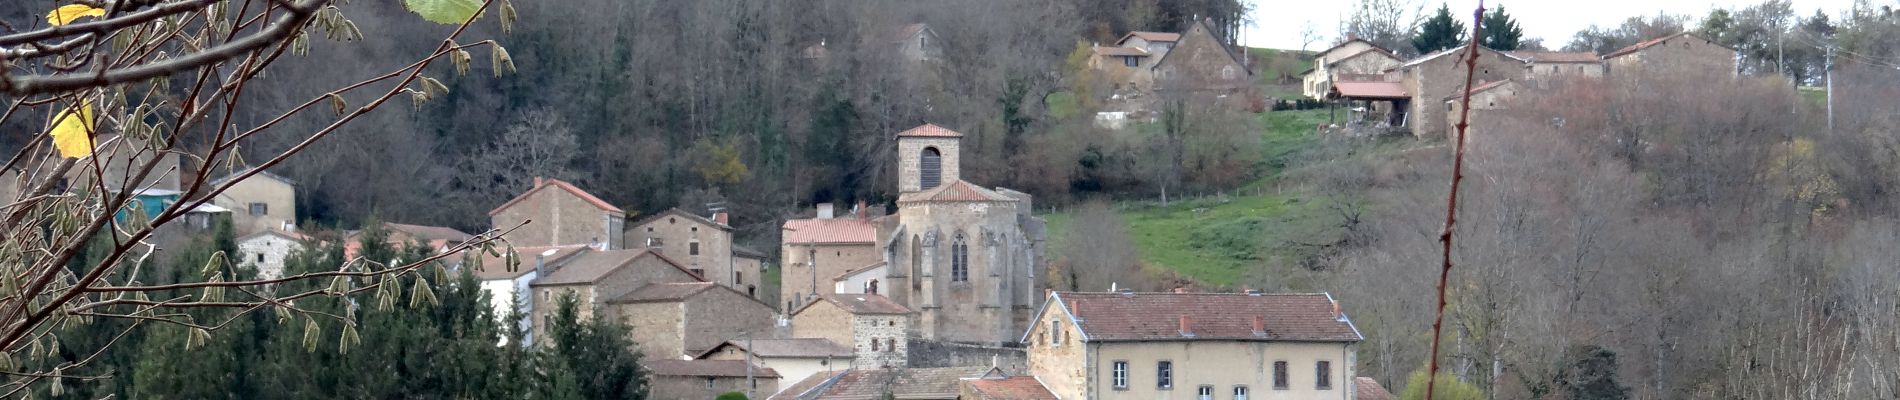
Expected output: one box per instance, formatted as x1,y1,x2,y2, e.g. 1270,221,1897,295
46,4,105,26
49,101,96,159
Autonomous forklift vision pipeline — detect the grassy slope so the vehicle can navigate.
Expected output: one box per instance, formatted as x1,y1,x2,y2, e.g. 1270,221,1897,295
1043,109,1337,287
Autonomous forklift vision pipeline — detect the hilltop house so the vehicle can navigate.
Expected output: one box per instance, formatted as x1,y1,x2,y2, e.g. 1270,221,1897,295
627,208,764,298
1090,19,1252,110
490,177,625,249
1392,45,1528,137
1090,31,1179,95
1604,32,1738,76
790,293,913,368
607,281,776,359
344,222,473,259
526,249,702,340
208,167,297,236
1303,38,1403,100
1023,291,1364,400
236,229,314,279
696,338,854,390
1444,79,1522,140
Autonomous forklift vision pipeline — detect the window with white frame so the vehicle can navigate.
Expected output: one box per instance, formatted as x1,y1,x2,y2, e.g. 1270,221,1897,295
1233,385,1249,400
1198,385,1214,400
1157,361,1173,389
1112,361,1128,389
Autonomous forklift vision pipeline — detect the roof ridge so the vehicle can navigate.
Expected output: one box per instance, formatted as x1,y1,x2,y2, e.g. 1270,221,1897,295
487,177,623,216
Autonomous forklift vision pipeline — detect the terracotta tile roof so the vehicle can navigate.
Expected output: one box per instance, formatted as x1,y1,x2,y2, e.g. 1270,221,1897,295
697,338,855,359
468,245,590,281
1042,291,1362,342
782,217,877,245
895,123,963,138
606,282,718,303
628,207,732,232
770,370,847,400
896,180,1016,203
1091,46,1150,57
487,177,623,216
1507,51,1601,63
1118,31,1181,44
792,293,912,316
1356,377,1394,400
790,367,990,399
961,376,1058,400
384,222,474,243
1331,81,1410,100
641,359,779,378
1444,79,1514,101
531,249,695,286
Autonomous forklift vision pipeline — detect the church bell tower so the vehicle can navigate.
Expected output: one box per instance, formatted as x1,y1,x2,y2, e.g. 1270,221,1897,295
896,124,963,193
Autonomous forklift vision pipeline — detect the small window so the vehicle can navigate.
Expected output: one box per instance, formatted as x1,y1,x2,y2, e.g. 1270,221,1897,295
690,241,701,256
1111,361,1129,389
256,253,265,263
1157,361,1173,389
1234,386,1250,400
669,217,676,224
1316,361,1332,389
691,226,698,232
705,377,716,389
951,232,969,282
734,271,743,284
1198,385,1214,400
248,202,268,216
1050,321,1062,345
646,227,654,232
1273,361,1288,389
1124,56,1139,67
690,268,705,277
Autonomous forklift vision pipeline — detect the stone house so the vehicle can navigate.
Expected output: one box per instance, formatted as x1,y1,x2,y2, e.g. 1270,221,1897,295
606,281,776,359
875,124,1046,346
467,244,590,345
1604,32,1738,76
627,208,764,298
1151,18,1252,97
1089,31,1180,94
959,368,1061,400
71,135,183,193
1508,51,1606,78
643,359,779,400
878,23,942,64
526,249,702,341
236,229,313,280
208,167,297,236
789,293,913,368
1443,79,1521,140
1303,38,1403,99
780,208,881,311
489,177,625,249
1393,45,1528,137
696,338,854,392
768,366,990,400
1023,291,1364,400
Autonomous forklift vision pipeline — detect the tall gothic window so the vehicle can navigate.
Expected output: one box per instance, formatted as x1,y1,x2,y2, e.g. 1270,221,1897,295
951,232,969,282
920,147,942,189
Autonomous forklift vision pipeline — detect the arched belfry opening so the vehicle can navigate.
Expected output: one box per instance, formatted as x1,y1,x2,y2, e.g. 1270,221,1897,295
920,147,942,189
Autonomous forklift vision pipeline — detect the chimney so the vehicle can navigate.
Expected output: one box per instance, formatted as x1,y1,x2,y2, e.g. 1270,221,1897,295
533,176,544,187
1043,288,1053,299
713,212,730,225
1172,287,1187,294
816,203,835,219
1332,300,1343,321
856,200,869,220
1178,315,1194,337
1252,316,1266,336
533,252,548,276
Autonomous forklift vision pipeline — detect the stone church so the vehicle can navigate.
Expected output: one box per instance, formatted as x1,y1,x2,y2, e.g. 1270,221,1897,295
780,123,1045,346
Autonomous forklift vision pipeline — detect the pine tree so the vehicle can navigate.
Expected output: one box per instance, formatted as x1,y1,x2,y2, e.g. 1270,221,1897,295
1413,4,1467,54
542,292,650,399
1480,6,1524,50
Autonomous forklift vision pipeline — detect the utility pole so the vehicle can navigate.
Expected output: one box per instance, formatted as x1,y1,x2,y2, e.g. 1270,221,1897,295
1825,36,1834,134
745,330,755,400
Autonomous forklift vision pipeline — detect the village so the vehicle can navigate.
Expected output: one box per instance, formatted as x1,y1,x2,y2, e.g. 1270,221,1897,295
5,18,1757,399
3,0,1889,398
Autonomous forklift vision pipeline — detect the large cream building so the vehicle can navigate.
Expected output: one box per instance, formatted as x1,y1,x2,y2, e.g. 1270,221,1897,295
780,123,1046,346
1024,291,1364,400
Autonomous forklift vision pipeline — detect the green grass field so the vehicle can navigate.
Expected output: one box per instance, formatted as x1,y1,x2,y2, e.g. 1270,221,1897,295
1042,109,1340,287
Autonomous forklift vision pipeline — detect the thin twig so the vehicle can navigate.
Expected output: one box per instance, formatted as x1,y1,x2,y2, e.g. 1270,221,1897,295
1427,3,1485,400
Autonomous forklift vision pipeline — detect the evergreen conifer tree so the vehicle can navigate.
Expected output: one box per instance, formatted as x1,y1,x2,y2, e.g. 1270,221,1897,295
1413,4,1467,54
1481,6,1524,50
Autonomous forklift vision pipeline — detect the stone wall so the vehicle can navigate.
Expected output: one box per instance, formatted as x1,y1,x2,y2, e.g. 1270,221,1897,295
1402,47,1525,137
237,233,301,279
682,287,777,356
492,184,619,249
648,375,776,400
896,137,961,192
627,212,734,289
779,243,879,310
851,314,909,368
614,301,686,357
907,338,1028,374
892,199,1040,345
214,175,295,236
790,301,853,347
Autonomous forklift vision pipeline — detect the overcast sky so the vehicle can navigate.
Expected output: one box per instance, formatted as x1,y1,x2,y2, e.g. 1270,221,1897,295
1241,0,1866,50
